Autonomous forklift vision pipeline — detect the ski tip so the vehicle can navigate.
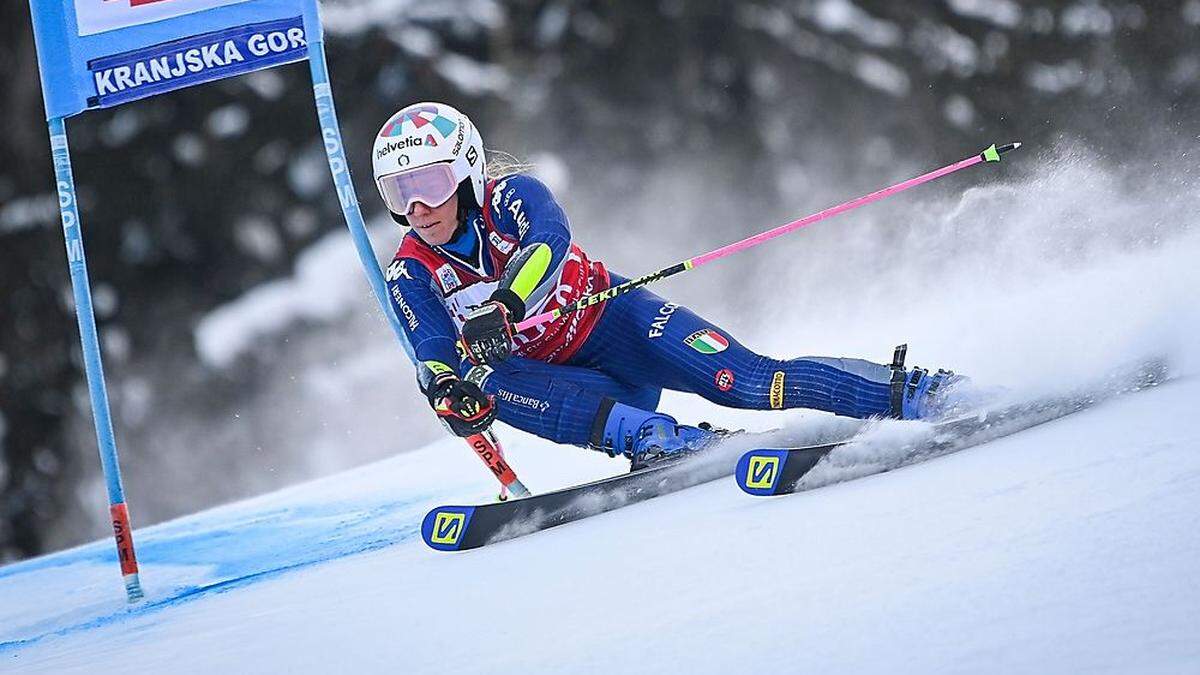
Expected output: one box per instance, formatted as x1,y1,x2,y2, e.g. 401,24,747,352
421,506,476,551
734,449,791,496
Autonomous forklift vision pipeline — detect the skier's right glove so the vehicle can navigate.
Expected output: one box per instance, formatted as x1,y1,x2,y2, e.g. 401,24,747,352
428,374,497,438
460,301,514,366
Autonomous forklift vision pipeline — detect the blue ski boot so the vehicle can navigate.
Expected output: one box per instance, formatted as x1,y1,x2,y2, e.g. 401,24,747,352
591,401,723,470
888,344,980,420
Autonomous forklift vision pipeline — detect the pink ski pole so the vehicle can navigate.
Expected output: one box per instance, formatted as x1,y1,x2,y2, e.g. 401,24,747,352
516,142,1021,333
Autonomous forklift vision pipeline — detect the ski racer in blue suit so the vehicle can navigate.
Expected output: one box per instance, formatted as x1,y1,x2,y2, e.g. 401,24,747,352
372,102,963,468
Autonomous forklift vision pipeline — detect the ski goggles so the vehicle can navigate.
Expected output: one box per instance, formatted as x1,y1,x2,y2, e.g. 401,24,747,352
376,162,458,215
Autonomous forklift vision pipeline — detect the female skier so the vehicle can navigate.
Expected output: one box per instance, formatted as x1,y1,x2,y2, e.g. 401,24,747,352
375,102,962,468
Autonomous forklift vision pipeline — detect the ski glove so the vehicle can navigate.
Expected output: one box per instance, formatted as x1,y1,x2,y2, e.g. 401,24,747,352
460,301,514,366
428,374,497,438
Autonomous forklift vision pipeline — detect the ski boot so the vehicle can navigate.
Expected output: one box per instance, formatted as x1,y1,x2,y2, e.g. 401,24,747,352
591,401,725,470
888,344,979,420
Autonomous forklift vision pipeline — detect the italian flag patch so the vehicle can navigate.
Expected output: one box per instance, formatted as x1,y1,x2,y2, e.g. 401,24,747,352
685,329,729,354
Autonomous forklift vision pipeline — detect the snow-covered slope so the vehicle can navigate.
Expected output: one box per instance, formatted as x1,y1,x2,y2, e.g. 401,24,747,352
2,374,1198,674
4,150,1199,673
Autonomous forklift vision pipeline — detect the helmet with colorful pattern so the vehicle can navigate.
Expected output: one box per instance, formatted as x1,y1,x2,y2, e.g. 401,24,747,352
372,102,485,220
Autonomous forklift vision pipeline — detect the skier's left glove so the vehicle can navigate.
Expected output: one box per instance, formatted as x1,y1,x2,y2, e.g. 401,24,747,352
428,374,497,437
460,301,514,366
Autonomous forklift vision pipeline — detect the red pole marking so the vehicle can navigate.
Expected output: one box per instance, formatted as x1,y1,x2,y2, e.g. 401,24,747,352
109,502,140,576
470,433,519,486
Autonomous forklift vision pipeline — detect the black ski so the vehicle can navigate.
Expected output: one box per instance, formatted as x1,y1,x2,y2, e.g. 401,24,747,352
735,361,1169,496
420,426,854,551
422,361,1167,550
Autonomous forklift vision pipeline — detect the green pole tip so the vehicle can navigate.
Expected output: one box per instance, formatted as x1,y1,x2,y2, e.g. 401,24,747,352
982,144,1001,163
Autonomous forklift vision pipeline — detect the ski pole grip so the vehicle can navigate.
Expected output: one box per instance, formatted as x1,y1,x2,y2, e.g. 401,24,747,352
514,309,556,333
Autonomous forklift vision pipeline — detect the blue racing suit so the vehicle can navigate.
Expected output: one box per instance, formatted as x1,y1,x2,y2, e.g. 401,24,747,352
386,174,897,448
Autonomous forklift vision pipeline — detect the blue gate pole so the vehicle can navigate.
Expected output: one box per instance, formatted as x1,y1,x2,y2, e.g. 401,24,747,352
307,41,417,365
48,117,145,603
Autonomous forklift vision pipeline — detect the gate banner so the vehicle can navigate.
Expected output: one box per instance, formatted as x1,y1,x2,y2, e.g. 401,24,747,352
29,0,322,118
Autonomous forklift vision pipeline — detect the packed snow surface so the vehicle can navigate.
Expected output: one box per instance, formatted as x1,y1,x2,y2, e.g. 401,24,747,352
2,374,1198,673
5,145,1199,671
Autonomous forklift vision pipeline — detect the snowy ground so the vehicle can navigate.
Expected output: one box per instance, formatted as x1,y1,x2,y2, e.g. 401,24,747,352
2,374,1198,674
4,146,1198,672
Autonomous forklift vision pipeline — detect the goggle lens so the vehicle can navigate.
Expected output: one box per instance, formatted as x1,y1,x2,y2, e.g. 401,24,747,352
377,163,457,215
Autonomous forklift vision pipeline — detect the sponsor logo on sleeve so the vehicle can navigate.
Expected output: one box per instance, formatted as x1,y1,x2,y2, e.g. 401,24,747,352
385,259,411,282
714,368,736,392
769,371,785,409
684,329,729,355
508,199,531,239
488,231,516,255
389,285,420,331
87,18,307,108
491,179,508,213
648,302,678,339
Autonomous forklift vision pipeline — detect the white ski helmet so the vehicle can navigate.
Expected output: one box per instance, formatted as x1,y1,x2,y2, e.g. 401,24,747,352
372,102,485,218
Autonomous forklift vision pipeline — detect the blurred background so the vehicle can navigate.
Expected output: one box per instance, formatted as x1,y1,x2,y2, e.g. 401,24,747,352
1,0,1198,562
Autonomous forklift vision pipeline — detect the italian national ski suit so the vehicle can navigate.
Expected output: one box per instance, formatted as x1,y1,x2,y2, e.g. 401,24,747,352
386,174,902,450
